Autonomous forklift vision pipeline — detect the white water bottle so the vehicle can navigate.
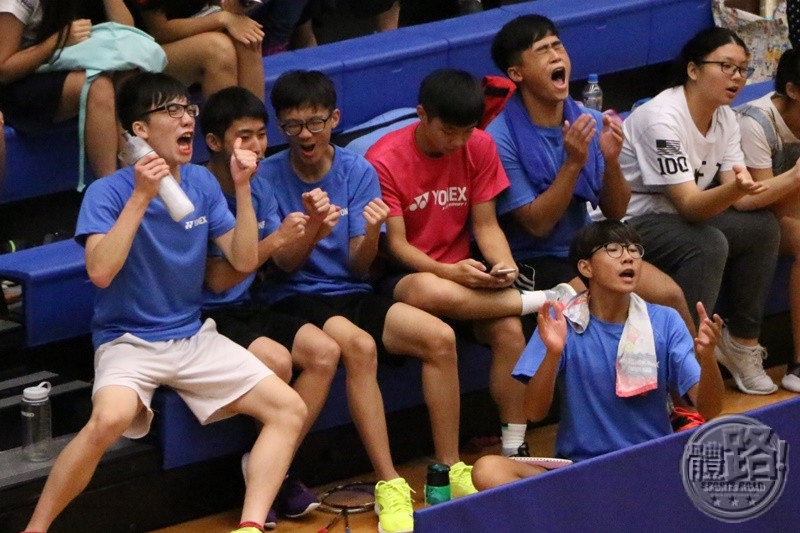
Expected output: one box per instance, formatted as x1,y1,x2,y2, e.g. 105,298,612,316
119,132,195,222
21,381,53,462
582,73,603,111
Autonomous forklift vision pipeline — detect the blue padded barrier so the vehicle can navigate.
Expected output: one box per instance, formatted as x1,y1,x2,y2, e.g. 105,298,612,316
502,0,653,80
407,8,520,78
315,28,448,127
0,239,94,346
415,396,800,532
3,123,94,204
648,0,714,66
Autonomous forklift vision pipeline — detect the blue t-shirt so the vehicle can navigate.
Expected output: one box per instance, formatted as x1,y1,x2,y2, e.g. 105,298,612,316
76,165,235,348
512,302,700,462
251,146,380,304
202,174,280,308
486,108,604,260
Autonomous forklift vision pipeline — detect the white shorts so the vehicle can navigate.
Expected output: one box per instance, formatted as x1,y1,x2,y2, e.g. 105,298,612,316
93,319,273,439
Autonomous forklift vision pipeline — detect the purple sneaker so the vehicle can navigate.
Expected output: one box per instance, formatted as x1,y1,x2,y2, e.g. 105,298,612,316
264,508,277,530
274,477,320,518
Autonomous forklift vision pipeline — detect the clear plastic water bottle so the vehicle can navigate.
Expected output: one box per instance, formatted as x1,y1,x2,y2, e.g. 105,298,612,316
21,381,53,462
582,73,603,111
119,132,195,222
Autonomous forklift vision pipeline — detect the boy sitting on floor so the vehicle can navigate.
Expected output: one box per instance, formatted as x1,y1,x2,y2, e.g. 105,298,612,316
471,220,724,489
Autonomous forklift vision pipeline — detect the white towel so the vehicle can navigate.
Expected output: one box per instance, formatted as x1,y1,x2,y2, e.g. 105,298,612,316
562,292,658,397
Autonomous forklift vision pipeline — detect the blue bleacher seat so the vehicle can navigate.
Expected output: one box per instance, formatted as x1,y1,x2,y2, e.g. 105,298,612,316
0,239,94,346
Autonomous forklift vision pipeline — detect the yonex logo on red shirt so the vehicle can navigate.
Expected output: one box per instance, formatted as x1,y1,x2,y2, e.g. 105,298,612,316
409,187,467,212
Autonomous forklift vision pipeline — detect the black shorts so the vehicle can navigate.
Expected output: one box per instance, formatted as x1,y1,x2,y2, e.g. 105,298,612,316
272,291,398,361
202,304,308,351
515,256,578,291
0,71,70,133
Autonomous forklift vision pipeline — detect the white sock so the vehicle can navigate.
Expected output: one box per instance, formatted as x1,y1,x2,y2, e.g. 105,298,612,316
519,290,547,315
501,423,527,456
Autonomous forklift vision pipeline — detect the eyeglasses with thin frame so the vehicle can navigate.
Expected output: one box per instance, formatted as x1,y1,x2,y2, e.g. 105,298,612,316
141,103,200,119
695,60,754,79
280,113,332,136
590,242,644,259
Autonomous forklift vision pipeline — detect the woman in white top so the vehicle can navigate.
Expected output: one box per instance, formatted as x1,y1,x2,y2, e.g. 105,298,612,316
736,48,800,393
621,27,780,396
0,0,132,178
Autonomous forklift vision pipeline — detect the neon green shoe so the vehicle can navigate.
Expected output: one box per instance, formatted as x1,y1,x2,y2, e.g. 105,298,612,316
449,461,478,498
374,477,414,533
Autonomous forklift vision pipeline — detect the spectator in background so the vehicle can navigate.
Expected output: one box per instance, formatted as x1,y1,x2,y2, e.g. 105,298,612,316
246,0,310,56
735,48,800,393
200,86,337,529
0,0,132,178
134,0,266,101
257,69,476,533
292,0,399,48
486,14,696,335
620,27,780,396
366,69,577,458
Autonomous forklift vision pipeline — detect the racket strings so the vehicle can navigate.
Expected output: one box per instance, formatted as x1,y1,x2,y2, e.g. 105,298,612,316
318,482,377,514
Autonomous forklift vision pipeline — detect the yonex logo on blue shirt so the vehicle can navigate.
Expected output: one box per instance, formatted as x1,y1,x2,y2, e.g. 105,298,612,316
184,216,208,230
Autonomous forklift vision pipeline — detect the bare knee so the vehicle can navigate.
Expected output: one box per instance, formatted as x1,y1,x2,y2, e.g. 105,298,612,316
295,329,340,377
422,322,457,363
249,338,293,383
85,407,131,447
472,455,511,491
202,32,237,72
485,317,525,352
341,332,378,376
397,273,451,312
86,74,115,109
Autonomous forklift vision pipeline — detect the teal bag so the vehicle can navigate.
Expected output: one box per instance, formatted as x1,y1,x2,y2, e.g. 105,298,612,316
37,22,168,190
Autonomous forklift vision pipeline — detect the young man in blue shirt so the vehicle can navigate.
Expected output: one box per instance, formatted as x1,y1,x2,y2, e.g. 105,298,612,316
472,221,724,489
24,73,304,533
200,86,342,528
486,15,695,333
253,70,475,533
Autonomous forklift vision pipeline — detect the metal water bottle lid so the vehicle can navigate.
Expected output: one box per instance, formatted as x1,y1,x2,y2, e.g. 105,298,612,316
23,381,51,401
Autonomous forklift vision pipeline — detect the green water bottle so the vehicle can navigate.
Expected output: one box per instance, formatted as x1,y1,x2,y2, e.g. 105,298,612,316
425,463,451,505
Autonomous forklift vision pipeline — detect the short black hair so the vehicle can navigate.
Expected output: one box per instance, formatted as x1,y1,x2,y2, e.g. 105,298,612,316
491,14,559,75
670,26,749,87
200,87,268,141
117,72,189,133
569,221,643,286
775,48,800,96
418,69,484,127
270,70,336,117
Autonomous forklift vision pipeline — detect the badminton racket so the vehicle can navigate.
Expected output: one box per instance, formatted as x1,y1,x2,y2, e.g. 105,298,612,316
317,482,376,533
317,481,377,514
509,456,573,470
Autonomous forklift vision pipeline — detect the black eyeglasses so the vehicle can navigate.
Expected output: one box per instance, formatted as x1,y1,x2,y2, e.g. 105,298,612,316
590,242,644,259
279,113,332,136
695,60,754,79
142,103,200,119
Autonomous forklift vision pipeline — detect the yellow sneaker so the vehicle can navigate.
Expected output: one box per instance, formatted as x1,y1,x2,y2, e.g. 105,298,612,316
229,528,262,533
374,477,414,533
449,461,477,498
